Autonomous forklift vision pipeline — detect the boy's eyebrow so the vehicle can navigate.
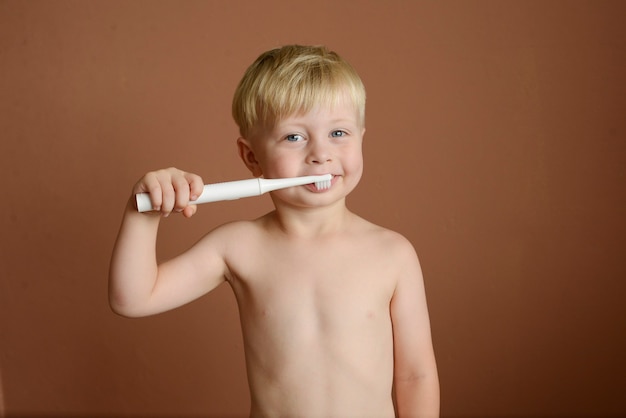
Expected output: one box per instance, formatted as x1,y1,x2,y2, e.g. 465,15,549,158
328,117,356,124
328,118,362,129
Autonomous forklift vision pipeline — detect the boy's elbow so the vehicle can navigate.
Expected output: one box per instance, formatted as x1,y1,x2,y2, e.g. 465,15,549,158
109,302,149,318
108,292,148,318
109,299,135,318
109,302,136,318
395,369,437,386
394,371,440,418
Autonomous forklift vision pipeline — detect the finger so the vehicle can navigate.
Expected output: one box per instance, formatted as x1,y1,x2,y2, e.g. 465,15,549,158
185,172,204,201
182,204,197,218
140,173,163,212
160,181,176,216
172,175,191,212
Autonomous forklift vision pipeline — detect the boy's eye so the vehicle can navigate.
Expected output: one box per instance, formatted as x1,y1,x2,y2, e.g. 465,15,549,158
285,134,304,142
330,130,347,138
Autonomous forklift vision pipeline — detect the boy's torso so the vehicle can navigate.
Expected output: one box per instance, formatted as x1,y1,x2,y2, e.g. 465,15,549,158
221,211,402,417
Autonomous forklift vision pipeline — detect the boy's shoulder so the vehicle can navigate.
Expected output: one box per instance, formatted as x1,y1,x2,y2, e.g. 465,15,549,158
351,215,418,258
203,217,264,240
199,212,285,247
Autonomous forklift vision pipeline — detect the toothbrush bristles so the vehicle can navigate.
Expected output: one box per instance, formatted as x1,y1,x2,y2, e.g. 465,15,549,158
314,179,332,190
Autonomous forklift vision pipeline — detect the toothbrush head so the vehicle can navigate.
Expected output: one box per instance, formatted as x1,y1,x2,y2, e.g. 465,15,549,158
314,174,332,190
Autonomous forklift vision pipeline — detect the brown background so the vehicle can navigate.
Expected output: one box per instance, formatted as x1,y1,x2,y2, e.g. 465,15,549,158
1,1,625,417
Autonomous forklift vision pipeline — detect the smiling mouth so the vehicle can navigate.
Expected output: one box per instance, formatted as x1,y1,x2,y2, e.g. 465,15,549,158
314,176,332,190
307,174,336,191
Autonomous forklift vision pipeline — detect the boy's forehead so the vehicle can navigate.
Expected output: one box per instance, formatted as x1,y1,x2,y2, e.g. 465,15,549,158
283,89,360,119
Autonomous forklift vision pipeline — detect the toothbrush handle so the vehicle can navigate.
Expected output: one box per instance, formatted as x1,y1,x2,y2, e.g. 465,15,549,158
135,178,262,212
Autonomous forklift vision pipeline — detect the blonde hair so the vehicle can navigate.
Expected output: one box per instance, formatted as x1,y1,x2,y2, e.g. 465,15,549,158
232,45,366,138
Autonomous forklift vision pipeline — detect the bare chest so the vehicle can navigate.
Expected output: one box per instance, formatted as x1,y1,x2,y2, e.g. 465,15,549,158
227,240,398,332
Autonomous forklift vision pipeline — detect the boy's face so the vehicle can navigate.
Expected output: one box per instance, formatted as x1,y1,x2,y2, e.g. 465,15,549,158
238,94,365,208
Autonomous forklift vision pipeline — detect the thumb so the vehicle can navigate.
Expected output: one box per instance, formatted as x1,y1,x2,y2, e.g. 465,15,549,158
182,204,198,218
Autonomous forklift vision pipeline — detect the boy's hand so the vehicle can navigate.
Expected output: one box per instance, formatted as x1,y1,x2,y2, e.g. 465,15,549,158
133,167,204,218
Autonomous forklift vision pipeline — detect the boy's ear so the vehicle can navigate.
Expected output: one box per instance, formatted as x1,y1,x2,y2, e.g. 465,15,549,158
237,137,263,177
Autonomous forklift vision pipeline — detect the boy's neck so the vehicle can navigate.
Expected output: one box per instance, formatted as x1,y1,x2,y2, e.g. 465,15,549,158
268,200,354,239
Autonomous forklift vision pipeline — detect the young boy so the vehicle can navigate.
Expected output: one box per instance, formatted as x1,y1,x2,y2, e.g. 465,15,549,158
109,45,439,417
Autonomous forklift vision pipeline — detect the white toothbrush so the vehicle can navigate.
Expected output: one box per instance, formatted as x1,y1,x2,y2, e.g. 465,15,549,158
135,174,333,212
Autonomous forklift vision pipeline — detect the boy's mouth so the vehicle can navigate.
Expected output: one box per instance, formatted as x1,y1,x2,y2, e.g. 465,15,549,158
311,174,334,191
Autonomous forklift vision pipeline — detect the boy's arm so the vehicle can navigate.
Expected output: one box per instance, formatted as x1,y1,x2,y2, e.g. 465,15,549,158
391,238,440,418
108,168,227,317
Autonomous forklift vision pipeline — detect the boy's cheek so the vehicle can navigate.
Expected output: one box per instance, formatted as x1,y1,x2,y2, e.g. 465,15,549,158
259,157,298,179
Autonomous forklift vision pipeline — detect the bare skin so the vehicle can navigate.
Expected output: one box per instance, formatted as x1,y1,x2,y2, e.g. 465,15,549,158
109,98,439,417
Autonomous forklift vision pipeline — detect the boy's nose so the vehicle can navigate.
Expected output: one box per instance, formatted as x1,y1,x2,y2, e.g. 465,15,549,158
306,140,332,164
